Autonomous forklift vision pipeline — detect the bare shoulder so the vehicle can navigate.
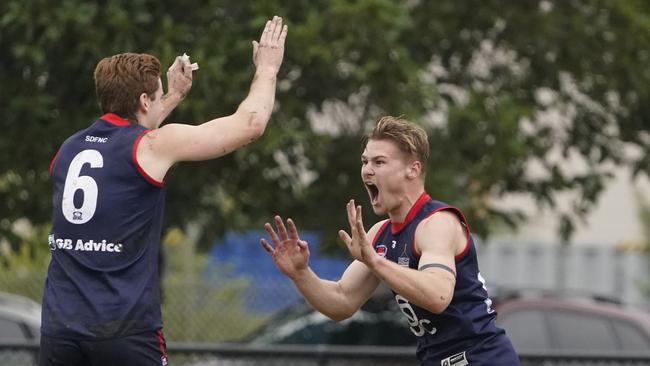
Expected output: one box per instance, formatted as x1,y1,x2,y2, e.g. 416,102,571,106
419,210,463,234
366,219,389,241
415,210,466,254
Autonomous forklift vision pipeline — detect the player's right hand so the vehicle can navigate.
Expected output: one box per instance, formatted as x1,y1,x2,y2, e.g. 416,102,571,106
261,215,310,279
252,16,288,74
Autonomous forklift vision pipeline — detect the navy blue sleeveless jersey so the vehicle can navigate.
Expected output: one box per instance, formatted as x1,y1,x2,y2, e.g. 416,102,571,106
44,113,166,339
372,193,520,365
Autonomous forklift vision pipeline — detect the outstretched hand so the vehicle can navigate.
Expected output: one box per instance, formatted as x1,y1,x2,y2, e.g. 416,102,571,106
261,216,310,279
252,15,288,73
338,199,379,266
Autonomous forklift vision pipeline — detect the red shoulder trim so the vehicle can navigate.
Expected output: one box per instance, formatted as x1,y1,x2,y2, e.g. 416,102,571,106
371,220,391,249
100,113,130,126
411,206,471,261
132,130,165,187
390,192,430,234
49,148,61,176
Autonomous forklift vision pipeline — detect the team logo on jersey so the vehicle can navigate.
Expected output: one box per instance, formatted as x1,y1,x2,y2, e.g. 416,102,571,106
375,245,387,257
440,351,468,366
398,256,410,266
72,211,83,221
397,246,409,266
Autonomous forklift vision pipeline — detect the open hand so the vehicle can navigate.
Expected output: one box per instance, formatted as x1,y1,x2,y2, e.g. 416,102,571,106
252,16,288,74
338,200,379,266
261,215,309,279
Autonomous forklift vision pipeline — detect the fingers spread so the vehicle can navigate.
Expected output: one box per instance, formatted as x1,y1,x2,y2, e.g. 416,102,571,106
355,205,365,232
260,239,274,254
287,218,299,240
264,222,281,245
274,215,289,240
346,200,356,231
338,229,352,246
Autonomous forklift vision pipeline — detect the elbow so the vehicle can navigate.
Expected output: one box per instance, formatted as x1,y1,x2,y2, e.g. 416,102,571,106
320,299,357,322
427,301,450,315
237,102,270,140
247,112,267,139
423,288,454,315
326,308,355,322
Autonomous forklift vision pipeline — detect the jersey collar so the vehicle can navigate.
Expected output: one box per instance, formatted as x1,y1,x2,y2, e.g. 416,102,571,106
390,192,430,234
100,113,131,126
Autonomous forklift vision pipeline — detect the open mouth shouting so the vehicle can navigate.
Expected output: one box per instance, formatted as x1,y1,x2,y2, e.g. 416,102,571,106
365,181,380,206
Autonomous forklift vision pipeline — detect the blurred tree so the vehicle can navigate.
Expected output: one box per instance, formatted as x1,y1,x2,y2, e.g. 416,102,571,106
1,0,649,255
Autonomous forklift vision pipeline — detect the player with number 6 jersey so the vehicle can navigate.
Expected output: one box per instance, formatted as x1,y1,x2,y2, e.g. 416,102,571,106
42,16,288,366
47,115,167,339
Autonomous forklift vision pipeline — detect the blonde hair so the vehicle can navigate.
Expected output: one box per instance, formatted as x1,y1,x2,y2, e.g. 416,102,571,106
362,116,429,170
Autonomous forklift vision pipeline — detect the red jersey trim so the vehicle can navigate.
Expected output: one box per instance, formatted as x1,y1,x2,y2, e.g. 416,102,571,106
411,206,472,262
390,192,430,234
156,330,167,358
371,220,391,249
100,113,131,126
49,148,60,176
132,130,165,187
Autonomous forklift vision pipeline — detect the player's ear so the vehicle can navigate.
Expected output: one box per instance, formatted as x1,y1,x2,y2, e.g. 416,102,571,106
407,160,422,180
139,93,150,112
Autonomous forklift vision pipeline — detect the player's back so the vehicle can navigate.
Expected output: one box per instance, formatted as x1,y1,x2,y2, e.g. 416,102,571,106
44,113,166,339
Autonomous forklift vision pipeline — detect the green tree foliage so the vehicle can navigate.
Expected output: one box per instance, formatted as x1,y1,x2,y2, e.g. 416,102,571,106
2,0,649,254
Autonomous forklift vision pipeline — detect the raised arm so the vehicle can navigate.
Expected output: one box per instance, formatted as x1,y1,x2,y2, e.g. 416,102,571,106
261,216,383,321
137,16,288,181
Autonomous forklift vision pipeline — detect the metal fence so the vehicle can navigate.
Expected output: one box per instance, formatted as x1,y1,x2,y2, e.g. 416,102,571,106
3,342,650,366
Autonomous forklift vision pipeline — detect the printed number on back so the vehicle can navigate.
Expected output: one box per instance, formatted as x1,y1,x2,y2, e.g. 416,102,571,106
61,149,103,224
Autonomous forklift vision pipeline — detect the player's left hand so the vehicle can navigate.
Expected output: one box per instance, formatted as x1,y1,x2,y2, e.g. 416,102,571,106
338,199,380,266
167,55,193,99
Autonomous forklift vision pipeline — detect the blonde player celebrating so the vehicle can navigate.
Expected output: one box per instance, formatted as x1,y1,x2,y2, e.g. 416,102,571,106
42,16,287,366
262,116,520,365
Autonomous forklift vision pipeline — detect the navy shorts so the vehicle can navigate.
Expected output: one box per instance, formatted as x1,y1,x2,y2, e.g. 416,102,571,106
39,329,169,366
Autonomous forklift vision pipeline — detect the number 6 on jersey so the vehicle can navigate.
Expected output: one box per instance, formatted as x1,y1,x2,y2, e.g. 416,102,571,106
61,149,103,224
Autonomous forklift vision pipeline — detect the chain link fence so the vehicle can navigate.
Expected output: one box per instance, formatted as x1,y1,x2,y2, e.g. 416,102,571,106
3,237,650,365
2,342,650,366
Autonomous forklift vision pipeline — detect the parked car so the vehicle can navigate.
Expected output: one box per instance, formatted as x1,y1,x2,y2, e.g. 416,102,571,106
0,291,41,342
0,291,41,366
247,286,650,353
496,290,650,352
249,286,413,346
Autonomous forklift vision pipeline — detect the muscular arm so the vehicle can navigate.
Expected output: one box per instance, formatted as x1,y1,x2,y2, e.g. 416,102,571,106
367,211,465,314
136,17,287,181
147,66,277,160
290,259,380,321
264,218,387,322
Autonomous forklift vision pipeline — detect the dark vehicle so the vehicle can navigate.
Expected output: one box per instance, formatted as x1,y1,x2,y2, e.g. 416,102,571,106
250,286,413,346
248,287,650,352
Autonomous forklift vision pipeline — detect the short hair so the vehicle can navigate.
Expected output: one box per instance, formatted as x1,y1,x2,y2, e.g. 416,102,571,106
362,116,430,170
93,53,161,121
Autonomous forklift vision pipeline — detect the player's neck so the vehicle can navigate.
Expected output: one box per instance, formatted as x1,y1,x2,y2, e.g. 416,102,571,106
387,187,426,223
